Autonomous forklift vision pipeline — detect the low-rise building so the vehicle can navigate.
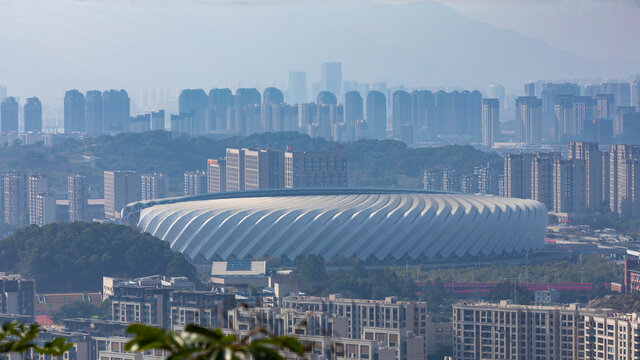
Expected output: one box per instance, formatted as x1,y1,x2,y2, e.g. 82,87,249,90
452,301,605,360
583,312,640,360
282,294,428,339
96,336,168,360
0,273,35,320
169,291,235,331
211,260,269,291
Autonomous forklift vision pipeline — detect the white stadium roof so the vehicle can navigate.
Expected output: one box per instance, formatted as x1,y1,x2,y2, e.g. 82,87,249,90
123,189,548,262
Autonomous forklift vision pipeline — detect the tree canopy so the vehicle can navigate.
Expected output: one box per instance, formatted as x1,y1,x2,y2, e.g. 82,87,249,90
0,131,502,195
0,222,198,292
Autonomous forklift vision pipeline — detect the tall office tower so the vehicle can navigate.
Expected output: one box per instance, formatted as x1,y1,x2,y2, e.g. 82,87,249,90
410,90,432,132
619,111,640,144
3,173,28,226
601,82,632,107
68,175,87,222
331,104,345,141
271,104,298,132
481,98,500,147
244,149,284,190
466,90,483,140
207,159,226,193
321,62,342,99
178,89,207,136
235,88,261,108
183,171,207,196
524,82,536,97
608,144,640,215
284,150,347,188
596,93,615,120
615,106,636,136
632,80,640,110
531,152,560,209
208,88,234,131
262,87,284,105
0,174,3,223
602,151,610,208
460,174,478,194
541,83,580,136
31,192,55,226
554,95,575,142
568,142,602,210
104,170,138,219
367,91,386,139
316,91,337,139
354,119,367,139
27,174,48,225
423,169,442,190
583,118,613,145
140,173,168,201
150,110,165,130
300,103,317,135
0,97,19,133
552,158,586,216
317,91,337,105
225,148,246,191
171,113,194,135
441,168,459,192
344,91,363,130
504,153,535,199
0,85,6,100
85,90,104,135
260,104,274,133
243,104,262,135
392,90,411,138
475,164,499,195
452,302,604,360
103,90,130,134
287,71,307,104
23,97,42,132
515,96,542,144
129,114,150,133
0,274,36,319
64,90,86,134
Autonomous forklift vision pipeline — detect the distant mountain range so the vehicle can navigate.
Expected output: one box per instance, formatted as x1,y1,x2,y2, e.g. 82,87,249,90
1,0,637,99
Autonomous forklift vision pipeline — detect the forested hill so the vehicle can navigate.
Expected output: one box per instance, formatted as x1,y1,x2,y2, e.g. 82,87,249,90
0,131,502,194
0,222,198,292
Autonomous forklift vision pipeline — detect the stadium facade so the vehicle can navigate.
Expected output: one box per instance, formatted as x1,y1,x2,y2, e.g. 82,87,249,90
121,189,548,262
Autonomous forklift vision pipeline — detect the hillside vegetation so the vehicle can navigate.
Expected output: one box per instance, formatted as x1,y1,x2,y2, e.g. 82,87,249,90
0,222,198,292
0,131,502,194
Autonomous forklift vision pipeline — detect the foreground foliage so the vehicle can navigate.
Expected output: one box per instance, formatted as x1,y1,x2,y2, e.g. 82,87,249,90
125,324,305,360
0,322,72,356
0,222,198,292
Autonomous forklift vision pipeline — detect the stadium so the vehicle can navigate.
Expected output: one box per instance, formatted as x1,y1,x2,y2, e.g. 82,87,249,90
121,188,548,262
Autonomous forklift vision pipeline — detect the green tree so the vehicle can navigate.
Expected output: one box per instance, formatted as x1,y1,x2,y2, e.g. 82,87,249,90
0,222,199,292
0,322,72,356
293,254,327,290
124,324,305,360
422,278,447,307
51,301,109,323
486,281,531,305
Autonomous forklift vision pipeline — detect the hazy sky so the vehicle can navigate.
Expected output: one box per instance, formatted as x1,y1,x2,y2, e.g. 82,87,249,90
1,0,639,104
443,0,640,61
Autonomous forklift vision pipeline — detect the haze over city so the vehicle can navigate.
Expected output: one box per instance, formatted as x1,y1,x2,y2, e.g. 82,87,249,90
1,0,639,102
3,1,640,360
